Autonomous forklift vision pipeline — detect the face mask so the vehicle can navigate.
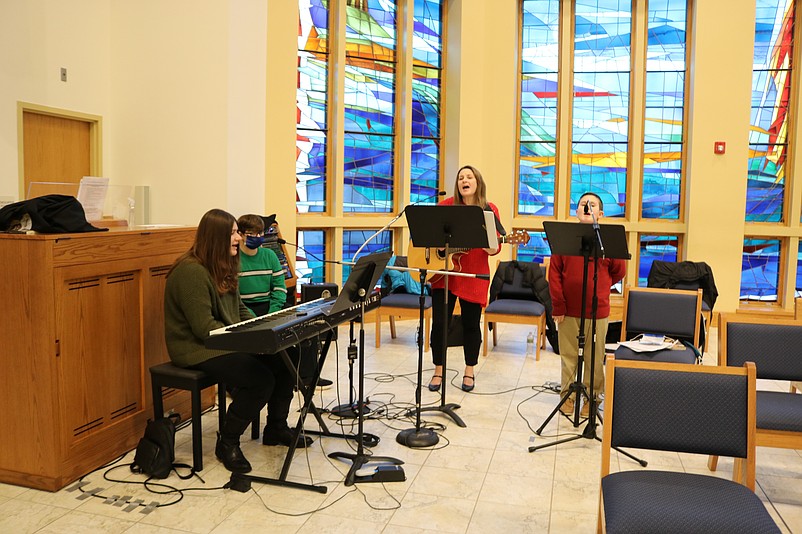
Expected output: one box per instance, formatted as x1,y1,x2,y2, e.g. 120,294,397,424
245,235,265,249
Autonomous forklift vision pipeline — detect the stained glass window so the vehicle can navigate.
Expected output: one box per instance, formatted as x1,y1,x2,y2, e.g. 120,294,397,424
343,1,397,213
741,237,781,300
515,230,550,264
296,230,326,284
343,229,392,280
519,0,559,216
411,0,443,204
748,0,794,223
638,234,678,286
796,241,802,297
297,0,330,213
643,0,686,220
570,0,631,217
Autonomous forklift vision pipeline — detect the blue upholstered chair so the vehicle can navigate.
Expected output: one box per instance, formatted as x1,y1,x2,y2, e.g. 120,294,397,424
614,286,703,365
598,358,779,534
483,260,548,361
708,314,802,473
375,256,432,351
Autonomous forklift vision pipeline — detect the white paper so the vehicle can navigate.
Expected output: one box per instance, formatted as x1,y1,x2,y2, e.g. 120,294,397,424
483,210,498,249
618,339,678,353
76,176,109,221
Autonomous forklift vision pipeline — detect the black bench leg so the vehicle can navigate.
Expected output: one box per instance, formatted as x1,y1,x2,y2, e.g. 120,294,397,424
191,386,203,472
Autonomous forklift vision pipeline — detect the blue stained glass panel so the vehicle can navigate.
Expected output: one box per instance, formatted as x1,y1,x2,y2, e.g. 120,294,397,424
344,60,396,136
344,133,394,213
296,230,326,285
411,137,439,204
519,142,556,216
570,142,627,218
521,73,558,142
343,229,393,280
515,231,550,264
297,1,329,213
796,240,802,297
412,0,442,68
639,234,678,286
749,0,793,223
411,69,440,138
646,0,687,68
741,238,781,300
642,143,681,219
345,1,397,58
521,0,560,73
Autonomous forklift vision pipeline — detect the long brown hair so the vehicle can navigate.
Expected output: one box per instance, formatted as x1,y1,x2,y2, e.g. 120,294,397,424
170,209,240,294
452,165,488,208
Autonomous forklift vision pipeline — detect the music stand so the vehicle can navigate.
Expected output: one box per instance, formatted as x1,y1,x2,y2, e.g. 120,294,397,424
404,205,494,428
328,252,407,485
528,222,645,466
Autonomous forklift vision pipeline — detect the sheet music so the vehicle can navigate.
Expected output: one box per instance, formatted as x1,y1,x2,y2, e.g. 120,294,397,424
76,176,109,221
483,211,498,248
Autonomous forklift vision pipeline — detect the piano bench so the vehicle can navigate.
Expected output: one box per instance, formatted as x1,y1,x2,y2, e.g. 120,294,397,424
150,362,259,472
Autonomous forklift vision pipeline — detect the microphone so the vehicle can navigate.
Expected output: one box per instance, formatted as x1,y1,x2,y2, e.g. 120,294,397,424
351,190,446,262
584,201,590,215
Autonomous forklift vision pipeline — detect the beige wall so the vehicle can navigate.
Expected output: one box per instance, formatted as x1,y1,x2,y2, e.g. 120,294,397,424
1,0,269,227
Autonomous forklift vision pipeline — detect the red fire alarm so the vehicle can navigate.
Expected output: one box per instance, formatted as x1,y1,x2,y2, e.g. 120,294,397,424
714,141,726,155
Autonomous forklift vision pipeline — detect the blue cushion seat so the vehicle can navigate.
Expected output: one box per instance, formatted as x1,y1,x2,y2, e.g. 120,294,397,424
602,471,780,534
485,299,545,317
757,390,802,432
381,293,432,310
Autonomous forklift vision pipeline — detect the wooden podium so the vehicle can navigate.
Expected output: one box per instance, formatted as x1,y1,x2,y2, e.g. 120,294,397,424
0,226,213,491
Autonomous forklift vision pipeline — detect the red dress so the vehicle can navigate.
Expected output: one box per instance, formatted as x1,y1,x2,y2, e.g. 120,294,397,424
430,197,501,306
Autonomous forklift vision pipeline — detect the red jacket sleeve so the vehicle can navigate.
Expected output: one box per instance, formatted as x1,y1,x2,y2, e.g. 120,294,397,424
548,254,567,316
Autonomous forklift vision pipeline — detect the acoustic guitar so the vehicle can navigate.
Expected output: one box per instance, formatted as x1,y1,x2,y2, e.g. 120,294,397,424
406,229,531,283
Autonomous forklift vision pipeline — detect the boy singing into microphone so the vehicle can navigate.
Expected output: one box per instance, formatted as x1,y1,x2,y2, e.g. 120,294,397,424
548,192,626,417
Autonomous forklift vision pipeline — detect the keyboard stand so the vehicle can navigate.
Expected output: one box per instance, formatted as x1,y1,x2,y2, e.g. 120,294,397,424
225,328,376,494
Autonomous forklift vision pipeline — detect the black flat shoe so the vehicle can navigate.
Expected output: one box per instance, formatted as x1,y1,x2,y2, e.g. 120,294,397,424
262,426,313,448
461,375,475,392
428,374,443,392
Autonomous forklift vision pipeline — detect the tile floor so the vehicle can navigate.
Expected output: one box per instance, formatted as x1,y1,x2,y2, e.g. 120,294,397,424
1,321,800,533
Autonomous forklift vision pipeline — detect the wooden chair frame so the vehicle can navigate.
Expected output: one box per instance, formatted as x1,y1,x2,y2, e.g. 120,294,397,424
599,357,758,533
708,313,802,472
375,301,431,351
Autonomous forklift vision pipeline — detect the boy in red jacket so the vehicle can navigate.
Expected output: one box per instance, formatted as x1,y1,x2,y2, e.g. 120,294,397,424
548,192,626,417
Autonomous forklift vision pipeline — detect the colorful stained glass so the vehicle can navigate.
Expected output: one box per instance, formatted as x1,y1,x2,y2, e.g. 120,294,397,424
296,229,326,284
343,229,392,280
748,0,794,223
411,0,442,204
519,0,559,216
515,230,550,264
643,0,686,220
344,133,394,212
796,240,802,297
638,234,678,286
571,1,632,215
297,1,330,213
343,1,397,213
741,238,781,300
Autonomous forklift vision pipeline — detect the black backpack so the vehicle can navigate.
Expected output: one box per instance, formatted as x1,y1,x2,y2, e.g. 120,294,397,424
131,414,193,480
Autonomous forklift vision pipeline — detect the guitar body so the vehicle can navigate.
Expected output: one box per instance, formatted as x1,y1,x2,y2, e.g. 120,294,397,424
406,246,466,283
406,229,531,284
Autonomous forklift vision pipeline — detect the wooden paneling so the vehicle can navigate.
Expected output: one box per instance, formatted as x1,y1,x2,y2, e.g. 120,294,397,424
0,227,209,491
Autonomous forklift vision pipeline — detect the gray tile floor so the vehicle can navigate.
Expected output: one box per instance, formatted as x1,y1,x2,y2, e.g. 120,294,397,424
1,321,800,533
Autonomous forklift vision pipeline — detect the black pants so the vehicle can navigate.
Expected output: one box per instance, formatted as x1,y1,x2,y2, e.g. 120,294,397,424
191,351,295,428
430,288,482,367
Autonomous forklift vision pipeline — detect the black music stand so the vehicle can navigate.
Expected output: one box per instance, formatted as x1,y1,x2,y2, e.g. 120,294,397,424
528,222,645,466
328,252,407,485
404,205,495,428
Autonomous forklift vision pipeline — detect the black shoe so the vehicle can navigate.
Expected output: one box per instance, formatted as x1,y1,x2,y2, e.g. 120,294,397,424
428,374,443,392
303,377,333,389
215,432,252,473
461,375,475,392
262,425,313,448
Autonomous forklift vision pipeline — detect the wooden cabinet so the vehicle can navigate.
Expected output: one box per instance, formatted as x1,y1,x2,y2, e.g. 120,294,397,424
0,227,213,491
